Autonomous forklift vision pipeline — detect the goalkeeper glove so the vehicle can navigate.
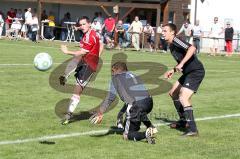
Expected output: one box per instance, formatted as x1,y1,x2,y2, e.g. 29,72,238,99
89,112,103,124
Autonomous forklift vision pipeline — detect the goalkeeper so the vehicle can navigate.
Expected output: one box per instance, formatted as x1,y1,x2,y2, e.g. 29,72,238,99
90,62,157,144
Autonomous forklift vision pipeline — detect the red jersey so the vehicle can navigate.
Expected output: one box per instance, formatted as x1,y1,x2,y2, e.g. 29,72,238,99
104,18,115,32
5,11,16,24
80,29,100,71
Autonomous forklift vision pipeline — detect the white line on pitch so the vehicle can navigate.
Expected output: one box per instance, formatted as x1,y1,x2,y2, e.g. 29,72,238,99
0,113,239,146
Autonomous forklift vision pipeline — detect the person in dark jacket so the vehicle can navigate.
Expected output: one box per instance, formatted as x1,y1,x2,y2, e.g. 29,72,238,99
224,22,234,56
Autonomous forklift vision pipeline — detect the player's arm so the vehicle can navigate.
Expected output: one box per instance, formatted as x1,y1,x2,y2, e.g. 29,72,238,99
175,45,196,72
61,45,87,56
89,81,117,124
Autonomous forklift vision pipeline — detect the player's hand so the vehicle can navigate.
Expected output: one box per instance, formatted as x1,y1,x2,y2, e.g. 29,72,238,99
164,69,174,79
175,63,183,72
89,112,103,124
61,45,69,54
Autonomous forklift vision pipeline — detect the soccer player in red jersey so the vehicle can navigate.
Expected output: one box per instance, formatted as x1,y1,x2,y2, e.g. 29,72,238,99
60,16,100,125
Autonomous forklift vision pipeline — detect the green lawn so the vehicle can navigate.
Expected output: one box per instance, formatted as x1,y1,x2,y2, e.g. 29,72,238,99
0,39,240,159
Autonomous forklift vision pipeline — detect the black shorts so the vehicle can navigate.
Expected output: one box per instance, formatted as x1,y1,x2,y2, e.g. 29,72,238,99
74,61,94,88
124,97,153,134
178,69,205,92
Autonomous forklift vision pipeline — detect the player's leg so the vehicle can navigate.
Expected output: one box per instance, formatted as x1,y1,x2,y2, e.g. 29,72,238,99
62,62,94,125
178,87,198,136
116,104,127,129
178,70,205,136
169,81,187,129
59,56,82,86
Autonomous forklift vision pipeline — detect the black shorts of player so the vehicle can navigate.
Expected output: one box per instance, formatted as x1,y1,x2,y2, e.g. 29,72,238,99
74,61,94,88
124,97,153,134
178,69,205,93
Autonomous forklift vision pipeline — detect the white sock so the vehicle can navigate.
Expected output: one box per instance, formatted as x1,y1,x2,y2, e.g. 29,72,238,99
68,94,80,113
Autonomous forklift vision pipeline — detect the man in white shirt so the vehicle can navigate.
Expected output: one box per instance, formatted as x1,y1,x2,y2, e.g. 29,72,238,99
177,21,193,43
208,17,223,56
192,20,203,54
128,16,143,51
24,8,32,39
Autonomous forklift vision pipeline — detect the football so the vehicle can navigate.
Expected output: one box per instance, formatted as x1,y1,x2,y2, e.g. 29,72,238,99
33,52,53,71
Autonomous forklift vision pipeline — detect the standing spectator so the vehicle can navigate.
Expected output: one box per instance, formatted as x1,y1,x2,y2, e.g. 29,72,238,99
21,9,28,39
177,20,192,43
128,16,143,51
115,20,125,49
143,23,155,52
30,13,39,42
224,22,234,56
45,11,55,40
5,8,16,32
41,10,48,21
192,20,203,54
102,15,115,48
16,9,23,19
25,8,32,39
60,12,71,41
94,12,104,26
0,14,4,39
208,17,223,56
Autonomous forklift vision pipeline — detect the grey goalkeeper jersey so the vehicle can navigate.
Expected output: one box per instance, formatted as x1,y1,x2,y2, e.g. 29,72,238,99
100,71,150,113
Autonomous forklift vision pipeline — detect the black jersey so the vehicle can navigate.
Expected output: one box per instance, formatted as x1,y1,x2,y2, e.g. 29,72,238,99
169,37,204,74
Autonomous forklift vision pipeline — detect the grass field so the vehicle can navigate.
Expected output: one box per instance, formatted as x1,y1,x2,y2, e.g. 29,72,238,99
0,39,240,159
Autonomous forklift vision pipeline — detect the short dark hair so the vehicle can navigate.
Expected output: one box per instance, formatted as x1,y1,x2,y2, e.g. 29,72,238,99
163,23,177,35
112,62,128,71
78,16,90,23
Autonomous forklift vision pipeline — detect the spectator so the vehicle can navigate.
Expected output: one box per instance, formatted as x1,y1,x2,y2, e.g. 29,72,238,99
25,8,32,39
128,16,143,51
94,12,104,26
122,21,131,48
224,22,234,56
208,17,223,56
21,9,28,39
0,14,4,39
45,11,55,40
115,20,125,49
5,8,16,31
60,12,71,41
102,15,115,48
16,9,23,19
41,10,48,21
143,23,155,52
192,20,203,54
30,13,39,42
177,20,192,43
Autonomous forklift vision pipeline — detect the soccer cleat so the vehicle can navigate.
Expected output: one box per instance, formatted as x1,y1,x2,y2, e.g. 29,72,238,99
116,119,124,129
169,119,188,129
59,75,67,86
182,131,199,137
145,127,156,144
61,112,73,125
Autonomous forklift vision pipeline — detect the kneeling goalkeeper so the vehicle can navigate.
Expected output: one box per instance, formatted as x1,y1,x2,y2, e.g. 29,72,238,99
90,62,157,144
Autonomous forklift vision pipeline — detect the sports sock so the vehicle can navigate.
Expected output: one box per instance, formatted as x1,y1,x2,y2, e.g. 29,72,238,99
68,94,80,113
64,58,79,78
173,99,185,120
184,106,197,132
127,131,146,141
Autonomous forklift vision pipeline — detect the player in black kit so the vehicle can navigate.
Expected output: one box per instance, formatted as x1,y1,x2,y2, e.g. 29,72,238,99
162,23,205,136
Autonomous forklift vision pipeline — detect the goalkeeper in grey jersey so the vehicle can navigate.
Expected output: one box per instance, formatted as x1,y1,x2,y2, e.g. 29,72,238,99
90,62,157,144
